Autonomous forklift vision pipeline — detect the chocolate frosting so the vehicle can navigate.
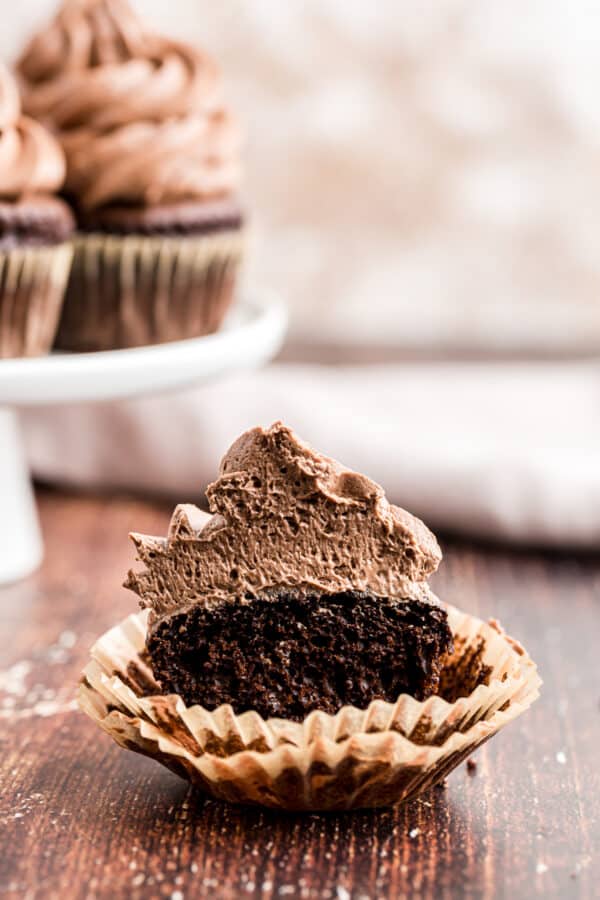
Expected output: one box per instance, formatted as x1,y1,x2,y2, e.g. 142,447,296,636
18,0,241,209
126,423,443,628
0,64,66,199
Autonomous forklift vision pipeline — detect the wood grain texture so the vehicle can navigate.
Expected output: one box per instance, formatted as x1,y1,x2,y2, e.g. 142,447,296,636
0,488,598,900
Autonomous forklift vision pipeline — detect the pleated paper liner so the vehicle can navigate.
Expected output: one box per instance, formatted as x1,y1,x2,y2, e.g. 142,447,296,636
0,243,73,358
79,605,541,811
56,229,245,352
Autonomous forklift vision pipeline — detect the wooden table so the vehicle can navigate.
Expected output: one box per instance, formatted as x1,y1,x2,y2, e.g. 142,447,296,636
1,489,598,899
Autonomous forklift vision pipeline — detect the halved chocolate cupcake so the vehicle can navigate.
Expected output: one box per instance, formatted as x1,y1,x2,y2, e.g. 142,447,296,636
126,423,453,722
80,422,540,809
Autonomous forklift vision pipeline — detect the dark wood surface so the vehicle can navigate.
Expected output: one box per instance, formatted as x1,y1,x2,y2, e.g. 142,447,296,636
1,488,598,900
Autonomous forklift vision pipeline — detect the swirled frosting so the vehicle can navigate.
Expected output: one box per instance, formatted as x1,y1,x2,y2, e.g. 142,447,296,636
18,0,242,210
0,64,66,199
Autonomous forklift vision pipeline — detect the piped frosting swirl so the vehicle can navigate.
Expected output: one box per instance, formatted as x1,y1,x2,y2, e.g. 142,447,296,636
18,0,241,209
0,64,66,199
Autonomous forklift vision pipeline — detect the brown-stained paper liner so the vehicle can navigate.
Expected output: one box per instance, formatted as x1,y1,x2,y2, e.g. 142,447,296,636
56,229,245,352
79,605,541,810
0,243,73,358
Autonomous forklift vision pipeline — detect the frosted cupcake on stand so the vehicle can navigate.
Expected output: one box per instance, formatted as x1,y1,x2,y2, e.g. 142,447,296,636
18,0,245,351
0,64,73,358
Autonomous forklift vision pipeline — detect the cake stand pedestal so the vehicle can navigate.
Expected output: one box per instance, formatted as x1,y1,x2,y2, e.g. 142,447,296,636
0,291,286,584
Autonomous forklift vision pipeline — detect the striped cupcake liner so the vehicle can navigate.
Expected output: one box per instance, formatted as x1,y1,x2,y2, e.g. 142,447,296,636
79,604,540,811
56,229,245,352
0,242,73,358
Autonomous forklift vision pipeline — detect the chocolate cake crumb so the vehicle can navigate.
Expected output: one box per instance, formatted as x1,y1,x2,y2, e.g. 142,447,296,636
148,589,453,721
75,197,244,236
466,758,477,775
0,196,74,249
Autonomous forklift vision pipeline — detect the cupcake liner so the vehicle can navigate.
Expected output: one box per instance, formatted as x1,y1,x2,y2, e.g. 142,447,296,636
0,242,73,358
56,229,245,352
79,605,541,811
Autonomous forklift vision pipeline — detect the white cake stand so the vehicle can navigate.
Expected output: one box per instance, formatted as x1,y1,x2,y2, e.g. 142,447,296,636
0,291,287,584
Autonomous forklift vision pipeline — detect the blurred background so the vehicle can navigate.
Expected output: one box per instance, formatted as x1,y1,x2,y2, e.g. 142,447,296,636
5,0,599,546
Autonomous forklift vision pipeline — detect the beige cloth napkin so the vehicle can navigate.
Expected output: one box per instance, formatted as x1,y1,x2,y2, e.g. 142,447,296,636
22,359,599,547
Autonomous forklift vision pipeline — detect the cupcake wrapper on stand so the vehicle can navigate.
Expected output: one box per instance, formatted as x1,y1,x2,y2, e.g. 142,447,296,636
0,243,73,358
56,230,245,352
79,605,541,811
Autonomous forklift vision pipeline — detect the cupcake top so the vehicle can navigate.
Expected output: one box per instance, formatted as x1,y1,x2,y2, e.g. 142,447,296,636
18,0,242,210
0,63,66,200
126,422,442,626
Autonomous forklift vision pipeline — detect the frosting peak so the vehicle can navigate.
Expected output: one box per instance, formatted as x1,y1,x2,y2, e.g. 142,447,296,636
18,0,241,209
19,0,152,81
0,64,66,200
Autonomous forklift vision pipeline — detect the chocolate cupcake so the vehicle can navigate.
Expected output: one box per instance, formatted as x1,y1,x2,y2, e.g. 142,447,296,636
0,64,73,358
80,423,541,810
126,423,453,721
18,0,244,351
